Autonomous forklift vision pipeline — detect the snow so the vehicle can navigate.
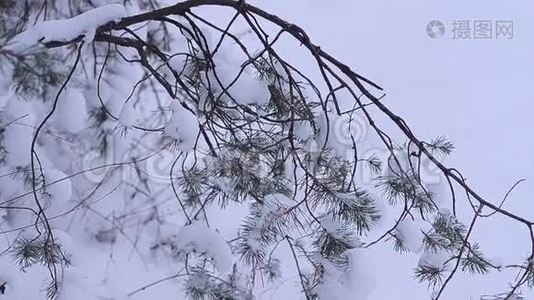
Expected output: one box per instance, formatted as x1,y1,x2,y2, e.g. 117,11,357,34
418,250,450,271
247,194,294,249
2,97,34,168
118,100,139,128
211,57,270,106
320,214,343,237
293,120,315,141
3,124,33,168
317,248,375,300
95,46,144,117
53,88,88,134
164,102,199,151
211,176,236,194
43,168,72,215
2,93,34,122
315,110,356,158
395,219,426,253
51,229,74,254
6,4,126,52
0,95,8,111
0,255,43,300
174,223,233,274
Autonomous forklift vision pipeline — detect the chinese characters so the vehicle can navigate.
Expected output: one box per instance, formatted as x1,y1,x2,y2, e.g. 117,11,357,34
427,20,514,40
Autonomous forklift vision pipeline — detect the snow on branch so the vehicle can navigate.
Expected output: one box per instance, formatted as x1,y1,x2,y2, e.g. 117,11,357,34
175,223,233,274
6,4,126,52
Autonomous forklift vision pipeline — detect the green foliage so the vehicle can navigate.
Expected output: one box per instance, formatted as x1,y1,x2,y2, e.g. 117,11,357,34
313,224,357,265
0,0,13,9
524,259,534,287
426,136,455,156
362,154,383,174
0,124,6,164
380,173,437,214
11,52,65,100
237,199,296,266
184,268,250,300
177,166,210,207
88,107,111,156
414,263,444,288
184,268,215,300
262,258,281,282
393,235,410,254
329,191,380,235
423,212,467,252
461,243,491,275
10,236,70,271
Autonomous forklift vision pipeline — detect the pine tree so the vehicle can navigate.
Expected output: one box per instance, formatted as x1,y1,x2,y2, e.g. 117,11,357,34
0,1,531,299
